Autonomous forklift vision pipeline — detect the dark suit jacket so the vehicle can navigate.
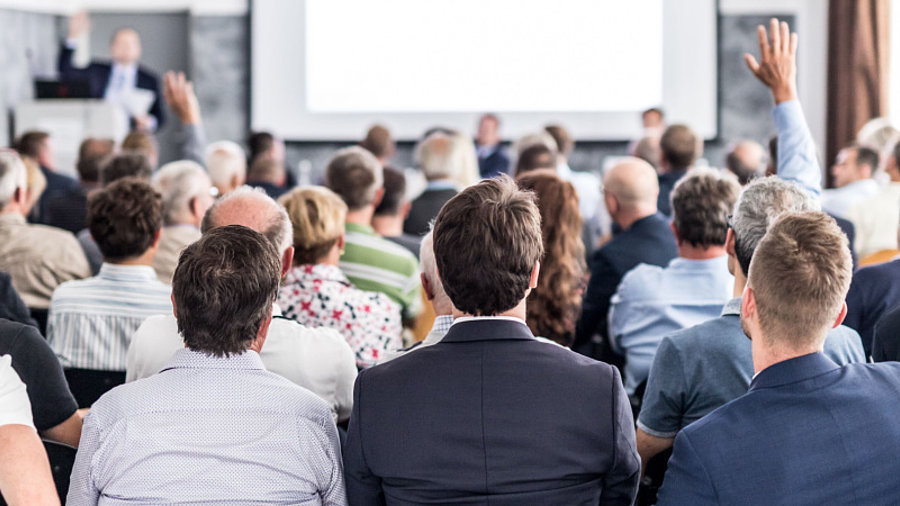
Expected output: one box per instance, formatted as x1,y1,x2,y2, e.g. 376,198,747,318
574,213,678,357
57,43,164,127
658,353,900,505
43,182,95,234
29,165,78,226
403,188,458,237
656,169,687,217
477,145,510,179
872,303,900,362
0,272,37,328
344,320,640,505
844,258,900,356
831,213,858,271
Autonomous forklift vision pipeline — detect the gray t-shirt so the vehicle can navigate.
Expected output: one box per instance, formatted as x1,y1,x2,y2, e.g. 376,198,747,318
638,297,866,438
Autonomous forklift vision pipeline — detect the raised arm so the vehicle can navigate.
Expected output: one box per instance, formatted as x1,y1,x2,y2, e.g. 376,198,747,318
163,71,207,165
745,18,821,197
58,11,92,80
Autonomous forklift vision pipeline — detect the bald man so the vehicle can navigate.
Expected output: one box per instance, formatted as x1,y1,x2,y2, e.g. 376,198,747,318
574,158,679,361
59,11,164,130
726,140,765,186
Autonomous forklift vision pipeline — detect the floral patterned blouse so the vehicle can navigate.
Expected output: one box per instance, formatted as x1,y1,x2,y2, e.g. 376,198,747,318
278,264,403,368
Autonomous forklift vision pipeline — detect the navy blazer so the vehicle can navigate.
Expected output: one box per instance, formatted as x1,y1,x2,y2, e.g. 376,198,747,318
844,258,900,355
477,145,511,179
658,353,900,505
344,319,640,505
57,43,164,127
403,188,458,237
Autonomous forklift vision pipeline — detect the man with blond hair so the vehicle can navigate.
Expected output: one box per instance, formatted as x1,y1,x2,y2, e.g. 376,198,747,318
658,212,900,504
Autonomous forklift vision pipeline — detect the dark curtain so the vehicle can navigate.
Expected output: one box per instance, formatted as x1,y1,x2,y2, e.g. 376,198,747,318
826,0,890,187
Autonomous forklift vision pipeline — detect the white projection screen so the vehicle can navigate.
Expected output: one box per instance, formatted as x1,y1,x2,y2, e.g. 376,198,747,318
251,0,718,141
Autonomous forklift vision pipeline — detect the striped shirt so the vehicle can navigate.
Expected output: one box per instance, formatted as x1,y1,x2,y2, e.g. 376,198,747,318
48,263,172,371
339,222,422,320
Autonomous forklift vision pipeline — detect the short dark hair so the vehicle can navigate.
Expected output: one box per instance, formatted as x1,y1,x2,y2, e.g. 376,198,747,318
121,131,157,161
671,169,739,248
247,131,275,162
76,138,115,183
433,176,543,316
661,124,698,169
544,125,574,156
360,124,394,160
515,144,557,176
87,178,162,261
14,131,49,160
854,145,880,173
374,166,406,217
173,225,281,357
100,152,153,185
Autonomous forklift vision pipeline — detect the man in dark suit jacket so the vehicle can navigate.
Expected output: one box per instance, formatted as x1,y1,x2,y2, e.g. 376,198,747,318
475,113,510,178
345,176,640,505
656,125,698,217
58,12,163,130
404,132,460,236
575,158,678,360
658,211,900,505
872,303,900,362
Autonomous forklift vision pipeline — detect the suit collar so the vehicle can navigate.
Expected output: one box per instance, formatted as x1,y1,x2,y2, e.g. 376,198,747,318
440,319,536,344
749,352,840,391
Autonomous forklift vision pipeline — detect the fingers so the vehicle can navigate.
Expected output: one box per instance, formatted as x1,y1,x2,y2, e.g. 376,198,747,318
743,53,760,74
789,32,799,56
757,24,770,59
780,20,790,54
769,18,780,55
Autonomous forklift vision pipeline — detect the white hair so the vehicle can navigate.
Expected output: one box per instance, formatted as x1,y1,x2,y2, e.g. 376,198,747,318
415,131,479,188
154,160,212,226
0,152,27,208
419,228,449,309
205,140,247,190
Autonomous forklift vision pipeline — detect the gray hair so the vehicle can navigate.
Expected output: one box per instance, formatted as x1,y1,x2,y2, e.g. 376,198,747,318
0,152,27,207
201,185,293,254
205,140,247,189
731,176,820,276
154,161,211,226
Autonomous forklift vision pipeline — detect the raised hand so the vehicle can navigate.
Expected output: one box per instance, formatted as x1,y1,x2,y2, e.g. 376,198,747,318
163,71,201,124
744,18,798,104
68,10,90,39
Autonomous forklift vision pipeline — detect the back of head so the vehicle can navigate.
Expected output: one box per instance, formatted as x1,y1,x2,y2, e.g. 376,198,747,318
22,156,47,204
279,186,347,265
324,146,383,210
433,176,543,316
725,140,764,186
447,131,480,188
604,157,659,210
121,131,158,167
77,138,115,184
513,132,558,160
206,141,248,190
247,131,275,163
14,131,49,161
360,124,395,161
671,168,740,248
100,151,153,185
515,144,557,176
661,124,699,170
0,151,27,208
544,124,574,158
87,177,162,261
374,166,407,217
173,225,281,357
247,157,285,185
632,136,661,171
415,132,454,181
154,161,212,226
202,186,292,254
748,212,852,349
731,176,819,276
855,145,880,175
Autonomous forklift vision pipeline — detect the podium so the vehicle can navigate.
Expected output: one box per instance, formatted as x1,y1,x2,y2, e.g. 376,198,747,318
14,100,129,179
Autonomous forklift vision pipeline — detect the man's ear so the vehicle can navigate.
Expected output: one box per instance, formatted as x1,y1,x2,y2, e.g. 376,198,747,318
670,221,680,243
281,246,294,278
401,200,412,220
151,228,162,249
725,228,736,257
833,302,848,329
421,272,435,301
171,293,178,319
337,233,346,251
529,261,540,290
372,187,385,209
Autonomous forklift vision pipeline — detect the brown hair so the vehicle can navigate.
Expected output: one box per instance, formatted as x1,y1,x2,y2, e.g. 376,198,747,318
671,169,739,248
373,166,406,217
77,138,115,183
14,131,49,160
433,176,543,316
544,124,574,157
279,186,347,265
121,131,157,160
324,146,383,210
515,144,557,177
360,124,394,160
87,177,162,261
516,170,586,345
749,212,852,348
660,124,699,169
100,151,153,185
173,225,281,357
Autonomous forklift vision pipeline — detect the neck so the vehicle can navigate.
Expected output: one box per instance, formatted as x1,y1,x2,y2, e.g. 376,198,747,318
732,266,747,298
0,205,25,217
614,207,656,231
752,339,823,375
108,249,155,267
678,243,727,260
452,298,527,321
316,247,341,267
345,207,374,227
371,215,403,237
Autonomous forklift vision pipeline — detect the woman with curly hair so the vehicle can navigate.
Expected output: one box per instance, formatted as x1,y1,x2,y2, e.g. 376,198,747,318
516,170,587,346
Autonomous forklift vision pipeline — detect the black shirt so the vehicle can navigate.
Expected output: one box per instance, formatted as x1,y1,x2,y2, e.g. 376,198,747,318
0,271,37,328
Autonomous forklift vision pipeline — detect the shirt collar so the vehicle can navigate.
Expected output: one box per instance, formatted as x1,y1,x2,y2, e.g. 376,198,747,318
0,213,26,226
160,348,266,373
451,315,529,327
721,297,742,316
425,180,458,191
431,314,454,334
98,263,160,282
345,222,376,235
112,62,138,77
749,352,840,391
442,317,535,344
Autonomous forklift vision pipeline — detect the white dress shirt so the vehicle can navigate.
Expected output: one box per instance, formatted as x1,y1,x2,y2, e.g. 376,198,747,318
822,178,881,219
0,355,33,429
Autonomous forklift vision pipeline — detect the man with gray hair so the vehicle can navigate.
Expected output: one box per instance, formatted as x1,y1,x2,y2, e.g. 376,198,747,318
0,151,90,310
151,160,215,283
126,187,357,422
326,146,422,322
205,141,247,196
404,132,460,236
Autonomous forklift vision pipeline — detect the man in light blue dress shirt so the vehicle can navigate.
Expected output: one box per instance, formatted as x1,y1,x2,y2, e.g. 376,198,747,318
67,226,346,505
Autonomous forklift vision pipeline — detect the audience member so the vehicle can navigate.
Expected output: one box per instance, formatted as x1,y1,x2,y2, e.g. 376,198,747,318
516,170,586,346
0,355,60,505
206,140,247,196
345,176,640,503
638,178,865,475
404,132,460,236
0,272,38,327
0,152,90,310
632,136,662,172
656,124,699,216
360,124,395,166
1,319,83,447
68,226,346,504
821,144,880,219
246,156,289,200
514,143,557,175
150,161,214,283
21,155,48,223
474,113,510,178
48,178,171,406
277,186,403,368
121,131,159,169
127,187,357,421
845,139,900,258
162,70,206,164
373,166,421,257
872,303,900,362
844,251,900,355
44,138,115,234
610,168,738,398
325,147,422,320
642,107,666,137
14,130,77,224
725,140,765,185
575,158,678,360
247,130,286,168
447,130,481,188
545,124,606,244
658,212,900,505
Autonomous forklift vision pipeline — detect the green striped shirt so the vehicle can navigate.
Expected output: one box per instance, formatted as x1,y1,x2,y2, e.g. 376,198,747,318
340,223,422,319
